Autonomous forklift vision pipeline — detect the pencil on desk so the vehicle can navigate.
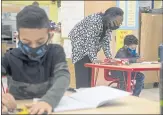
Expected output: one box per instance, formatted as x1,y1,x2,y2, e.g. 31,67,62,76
2,81,6,94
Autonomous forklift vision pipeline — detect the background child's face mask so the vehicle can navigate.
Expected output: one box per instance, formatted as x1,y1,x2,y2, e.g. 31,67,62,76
127,48,136,56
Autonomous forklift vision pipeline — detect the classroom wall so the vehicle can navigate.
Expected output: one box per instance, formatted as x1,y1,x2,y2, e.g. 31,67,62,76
2,1,58,22
84,1,116,16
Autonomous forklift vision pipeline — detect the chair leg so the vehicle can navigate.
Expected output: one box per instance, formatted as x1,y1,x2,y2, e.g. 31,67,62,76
131,81,135,90
108,81,118,86
108,81,120,89
117,82,120,89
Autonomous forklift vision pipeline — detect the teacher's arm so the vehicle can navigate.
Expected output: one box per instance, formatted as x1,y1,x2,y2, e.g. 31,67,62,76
87,21,103,62
101,33,112,59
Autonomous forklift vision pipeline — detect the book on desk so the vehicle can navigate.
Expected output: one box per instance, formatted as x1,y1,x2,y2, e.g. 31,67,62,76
53,86,130,112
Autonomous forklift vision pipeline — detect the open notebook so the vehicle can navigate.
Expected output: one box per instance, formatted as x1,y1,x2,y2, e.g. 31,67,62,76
54,86,130,112
139,61,159,64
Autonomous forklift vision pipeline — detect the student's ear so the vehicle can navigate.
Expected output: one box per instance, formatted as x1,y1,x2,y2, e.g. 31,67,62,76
14,32,19,40
49,32,54,39
47,33,53,44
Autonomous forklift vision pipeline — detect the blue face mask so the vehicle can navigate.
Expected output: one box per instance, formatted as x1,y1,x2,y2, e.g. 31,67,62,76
18,41,48,61
128,48,136,56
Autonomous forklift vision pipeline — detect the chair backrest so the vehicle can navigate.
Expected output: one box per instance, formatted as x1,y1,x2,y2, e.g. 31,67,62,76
104,58,118,81
104,69,119,81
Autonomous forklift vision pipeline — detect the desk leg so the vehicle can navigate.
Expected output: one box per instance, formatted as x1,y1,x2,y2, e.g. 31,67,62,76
91,68,95,87
127,71,132,92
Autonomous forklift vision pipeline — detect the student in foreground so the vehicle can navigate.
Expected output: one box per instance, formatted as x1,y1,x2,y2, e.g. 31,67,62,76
111,35,145,96
2,5,70,114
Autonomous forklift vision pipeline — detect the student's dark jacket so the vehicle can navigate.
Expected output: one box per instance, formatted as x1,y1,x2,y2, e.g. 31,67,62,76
111,46,140,77
115,46,140,62
2,44,70,109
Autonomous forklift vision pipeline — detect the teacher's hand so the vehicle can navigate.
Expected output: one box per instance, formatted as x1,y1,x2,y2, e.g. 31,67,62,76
136,58,145,63
93,59,102,64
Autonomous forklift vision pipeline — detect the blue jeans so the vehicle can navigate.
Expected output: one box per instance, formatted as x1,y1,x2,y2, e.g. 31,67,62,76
111,71,145,96
132,72,145,96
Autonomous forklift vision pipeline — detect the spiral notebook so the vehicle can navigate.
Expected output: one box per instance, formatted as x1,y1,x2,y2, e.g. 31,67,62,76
54,86,130,112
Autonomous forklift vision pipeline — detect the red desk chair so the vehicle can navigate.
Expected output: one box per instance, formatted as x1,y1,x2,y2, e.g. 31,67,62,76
104,69,120,88
104,69,136,91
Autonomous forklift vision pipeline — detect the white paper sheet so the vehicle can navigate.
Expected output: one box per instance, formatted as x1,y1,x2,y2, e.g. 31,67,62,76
140,61,159,64
140,61,152,64
70,86,130,107
63,39,72,58
34,86,130,112
54,96,93,112
61,1,84,38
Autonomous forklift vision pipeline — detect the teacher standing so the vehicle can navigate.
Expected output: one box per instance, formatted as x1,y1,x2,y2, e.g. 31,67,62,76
68,7,124,88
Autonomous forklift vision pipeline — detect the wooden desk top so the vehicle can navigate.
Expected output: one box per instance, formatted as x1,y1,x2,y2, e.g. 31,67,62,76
85,63,161,71
16,95,160,114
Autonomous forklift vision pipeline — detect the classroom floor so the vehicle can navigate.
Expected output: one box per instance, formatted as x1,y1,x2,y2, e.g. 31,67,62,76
140,88,159,102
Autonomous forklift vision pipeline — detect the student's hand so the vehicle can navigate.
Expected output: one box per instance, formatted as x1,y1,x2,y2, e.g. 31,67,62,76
136,58,145,63
2,93,17,111
2,104,8,113
25,101,52,114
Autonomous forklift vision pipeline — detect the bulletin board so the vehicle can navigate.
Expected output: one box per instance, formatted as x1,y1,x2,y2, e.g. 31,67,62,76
2,1,58,22
116,1,139,30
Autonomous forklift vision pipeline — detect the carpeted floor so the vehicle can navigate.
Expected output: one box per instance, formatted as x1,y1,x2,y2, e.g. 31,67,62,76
140,88,159,102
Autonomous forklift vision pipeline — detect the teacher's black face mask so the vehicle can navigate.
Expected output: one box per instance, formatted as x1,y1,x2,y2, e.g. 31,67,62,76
104,15,123,30
108,22,120,30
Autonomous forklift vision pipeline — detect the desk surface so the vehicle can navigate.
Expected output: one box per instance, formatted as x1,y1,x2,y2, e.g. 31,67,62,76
17,95,160,114
85,63,161,71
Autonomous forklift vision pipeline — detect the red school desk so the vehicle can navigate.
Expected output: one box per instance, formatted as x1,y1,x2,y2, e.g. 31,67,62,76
85,63,161,92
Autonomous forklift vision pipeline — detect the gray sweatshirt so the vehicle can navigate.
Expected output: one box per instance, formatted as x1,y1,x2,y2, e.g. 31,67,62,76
2,44,70,109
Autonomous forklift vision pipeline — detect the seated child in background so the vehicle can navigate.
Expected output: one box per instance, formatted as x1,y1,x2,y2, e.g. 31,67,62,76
111,35,145,96
2,5,70,114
